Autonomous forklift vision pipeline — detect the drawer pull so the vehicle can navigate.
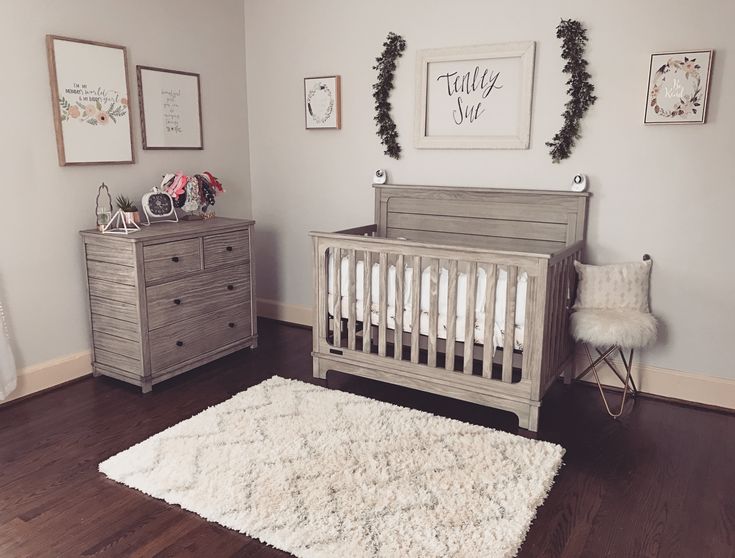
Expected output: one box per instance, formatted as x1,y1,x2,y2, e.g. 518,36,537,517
228,322,236,328
171,256,180,263
173,299,181,305
226,246,233,252
227,284,234,291
176,340,184,347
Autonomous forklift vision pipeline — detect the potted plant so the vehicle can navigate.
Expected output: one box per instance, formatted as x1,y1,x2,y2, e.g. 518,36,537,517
116,194,140,225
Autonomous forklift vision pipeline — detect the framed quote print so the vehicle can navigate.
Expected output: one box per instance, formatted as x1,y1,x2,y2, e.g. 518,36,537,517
46,35,134,166
304,76,341,129
644,50,714,124
415,42,536,149
137,66,203,149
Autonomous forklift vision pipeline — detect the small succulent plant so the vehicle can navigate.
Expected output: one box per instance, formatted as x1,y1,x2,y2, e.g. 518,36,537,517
116,194,138,213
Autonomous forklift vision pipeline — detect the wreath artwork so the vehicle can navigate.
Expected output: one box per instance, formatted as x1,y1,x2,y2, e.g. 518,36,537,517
372,32,406,159
307,83,335,125
647,56,705,119
546,19,597,163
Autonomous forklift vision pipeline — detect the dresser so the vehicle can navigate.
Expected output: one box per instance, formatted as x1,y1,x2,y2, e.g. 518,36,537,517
80,218,257,392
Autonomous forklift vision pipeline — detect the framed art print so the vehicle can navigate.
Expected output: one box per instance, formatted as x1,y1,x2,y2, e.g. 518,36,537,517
137,66,203,149
304,76,341,129
46,35,134,166
644,50,713,124
415,42,535,149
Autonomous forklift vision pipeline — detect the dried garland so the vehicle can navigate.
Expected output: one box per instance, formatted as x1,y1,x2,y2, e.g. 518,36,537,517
372,32,406,159
546,19,597,163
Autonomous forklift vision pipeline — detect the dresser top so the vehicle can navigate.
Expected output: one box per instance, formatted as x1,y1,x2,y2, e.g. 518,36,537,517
80,217,254,243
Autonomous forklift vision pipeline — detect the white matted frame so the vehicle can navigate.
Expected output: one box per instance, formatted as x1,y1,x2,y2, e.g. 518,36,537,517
415,42,535,149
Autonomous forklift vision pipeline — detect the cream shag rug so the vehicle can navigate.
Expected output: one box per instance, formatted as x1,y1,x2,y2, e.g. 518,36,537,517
100,376,564,558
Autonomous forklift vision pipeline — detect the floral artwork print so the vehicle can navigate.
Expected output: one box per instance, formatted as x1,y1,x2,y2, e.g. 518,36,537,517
304,76,341,129
645,50,713,124
306,83,334,125
59,95,128,125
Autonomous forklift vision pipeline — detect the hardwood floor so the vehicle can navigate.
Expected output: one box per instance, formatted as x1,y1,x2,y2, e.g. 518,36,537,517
1,318,733,557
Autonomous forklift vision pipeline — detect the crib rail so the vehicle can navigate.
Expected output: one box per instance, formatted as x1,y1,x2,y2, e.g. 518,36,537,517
312,231,573,389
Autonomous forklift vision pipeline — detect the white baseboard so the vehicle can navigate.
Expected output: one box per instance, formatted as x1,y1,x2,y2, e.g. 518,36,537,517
573,351,735,410
2,350,92,404
257,298,312,326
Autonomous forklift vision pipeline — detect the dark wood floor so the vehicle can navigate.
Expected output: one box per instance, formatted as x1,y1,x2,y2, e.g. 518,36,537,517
1,319,733,557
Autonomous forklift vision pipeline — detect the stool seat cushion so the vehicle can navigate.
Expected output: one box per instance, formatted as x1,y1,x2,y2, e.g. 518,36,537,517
571,309,658,349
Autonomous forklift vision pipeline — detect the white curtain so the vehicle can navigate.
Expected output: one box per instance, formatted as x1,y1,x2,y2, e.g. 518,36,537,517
0,297,16,400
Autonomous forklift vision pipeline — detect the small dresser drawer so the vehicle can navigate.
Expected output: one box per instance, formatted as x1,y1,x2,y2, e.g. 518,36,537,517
146,264,251,330
204,229,250,269
144,238,202,284
149,303,252,373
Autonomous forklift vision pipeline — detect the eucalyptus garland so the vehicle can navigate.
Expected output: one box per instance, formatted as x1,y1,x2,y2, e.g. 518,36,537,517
372,32,406,159
546,19,597,163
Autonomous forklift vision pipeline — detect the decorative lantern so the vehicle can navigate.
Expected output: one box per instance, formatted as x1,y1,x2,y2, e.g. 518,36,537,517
95,183,113,231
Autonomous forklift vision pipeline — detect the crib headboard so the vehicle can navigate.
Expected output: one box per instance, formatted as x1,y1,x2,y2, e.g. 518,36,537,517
374,184,589,254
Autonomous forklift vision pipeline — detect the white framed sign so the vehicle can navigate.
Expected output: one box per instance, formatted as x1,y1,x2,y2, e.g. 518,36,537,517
415,42,535,149
644,50,713,124
46,35,134,166
304,76,341,129
137,66,203,149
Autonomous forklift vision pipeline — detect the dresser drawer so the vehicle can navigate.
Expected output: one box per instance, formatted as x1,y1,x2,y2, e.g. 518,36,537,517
146,264,251,330
204,229,250,269
144,238,202,284
149,303,252,373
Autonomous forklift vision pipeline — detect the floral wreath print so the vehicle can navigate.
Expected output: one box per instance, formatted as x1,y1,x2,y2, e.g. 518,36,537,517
649,56,703,118
306,83,334,124
58,96,128,125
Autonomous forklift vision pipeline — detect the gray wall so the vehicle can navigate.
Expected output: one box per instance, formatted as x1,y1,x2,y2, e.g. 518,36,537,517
244,0,735,379
0,0,252,369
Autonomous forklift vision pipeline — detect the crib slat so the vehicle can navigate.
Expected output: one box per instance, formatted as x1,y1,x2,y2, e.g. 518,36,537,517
362,251,372,352
333,248,342,347
482,264,497,378
394,254,404,360
502,266,518,382
318,245,328,348
522,274,536,380
445,260,458,371
410,256,421,363
347,249,356,350
378,252,388,357
463,261,477,374
427,259,439,367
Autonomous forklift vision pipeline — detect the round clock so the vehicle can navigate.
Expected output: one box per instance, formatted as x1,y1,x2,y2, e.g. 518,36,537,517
142,191,177,225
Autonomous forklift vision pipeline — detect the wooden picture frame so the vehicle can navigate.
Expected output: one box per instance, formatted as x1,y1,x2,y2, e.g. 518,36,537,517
46,35,134,166
137,66,203,149
644,50,714,125
415,42,536,149
304,76,341,129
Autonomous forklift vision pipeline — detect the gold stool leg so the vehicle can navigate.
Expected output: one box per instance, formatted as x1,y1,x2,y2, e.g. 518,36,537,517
583,343,636,419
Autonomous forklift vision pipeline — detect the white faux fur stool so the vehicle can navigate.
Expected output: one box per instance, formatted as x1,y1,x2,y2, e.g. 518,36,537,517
570,256,658,418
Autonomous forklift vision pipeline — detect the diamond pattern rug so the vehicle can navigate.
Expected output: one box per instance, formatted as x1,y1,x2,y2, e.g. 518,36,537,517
100,376,563,557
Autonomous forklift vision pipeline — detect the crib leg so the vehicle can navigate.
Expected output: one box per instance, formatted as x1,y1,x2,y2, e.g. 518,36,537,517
517,405,540,432
313,357,328,380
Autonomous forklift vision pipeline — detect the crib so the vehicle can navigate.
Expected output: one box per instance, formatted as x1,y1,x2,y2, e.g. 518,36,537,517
311,184,588,431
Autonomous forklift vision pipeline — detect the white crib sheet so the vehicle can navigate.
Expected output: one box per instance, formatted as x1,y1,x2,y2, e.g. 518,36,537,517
327,255,527,351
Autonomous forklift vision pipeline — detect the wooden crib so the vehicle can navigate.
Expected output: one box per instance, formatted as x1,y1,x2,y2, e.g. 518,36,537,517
310,184,588,431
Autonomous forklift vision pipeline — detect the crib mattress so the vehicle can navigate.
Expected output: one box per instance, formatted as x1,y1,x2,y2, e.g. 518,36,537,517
327,256,527,351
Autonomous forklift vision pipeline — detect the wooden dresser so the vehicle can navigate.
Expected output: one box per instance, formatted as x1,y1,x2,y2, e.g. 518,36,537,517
80,218,257,392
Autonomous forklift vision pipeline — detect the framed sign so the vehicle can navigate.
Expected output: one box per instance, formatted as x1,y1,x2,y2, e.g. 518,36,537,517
644,50,713,124
137,66,203,149
304,76,341,129
46,35,134,166
415,42,535,149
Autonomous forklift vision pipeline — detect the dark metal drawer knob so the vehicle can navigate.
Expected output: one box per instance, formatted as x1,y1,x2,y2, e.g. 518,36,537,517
226,246,233,252
227,284,234,291
173,299,181,305
171,256,180,263
228,322,235,328
176,340,184,347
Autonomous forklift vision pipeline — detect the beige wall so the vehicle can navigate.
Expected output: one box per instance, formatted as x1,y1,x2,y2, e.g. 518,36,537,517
245,0,735,380
0,0,252,372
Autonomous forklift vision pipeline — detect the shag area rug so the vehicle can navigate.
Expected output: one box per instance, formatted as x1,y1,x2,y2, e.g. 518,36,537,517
100,376,564,557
